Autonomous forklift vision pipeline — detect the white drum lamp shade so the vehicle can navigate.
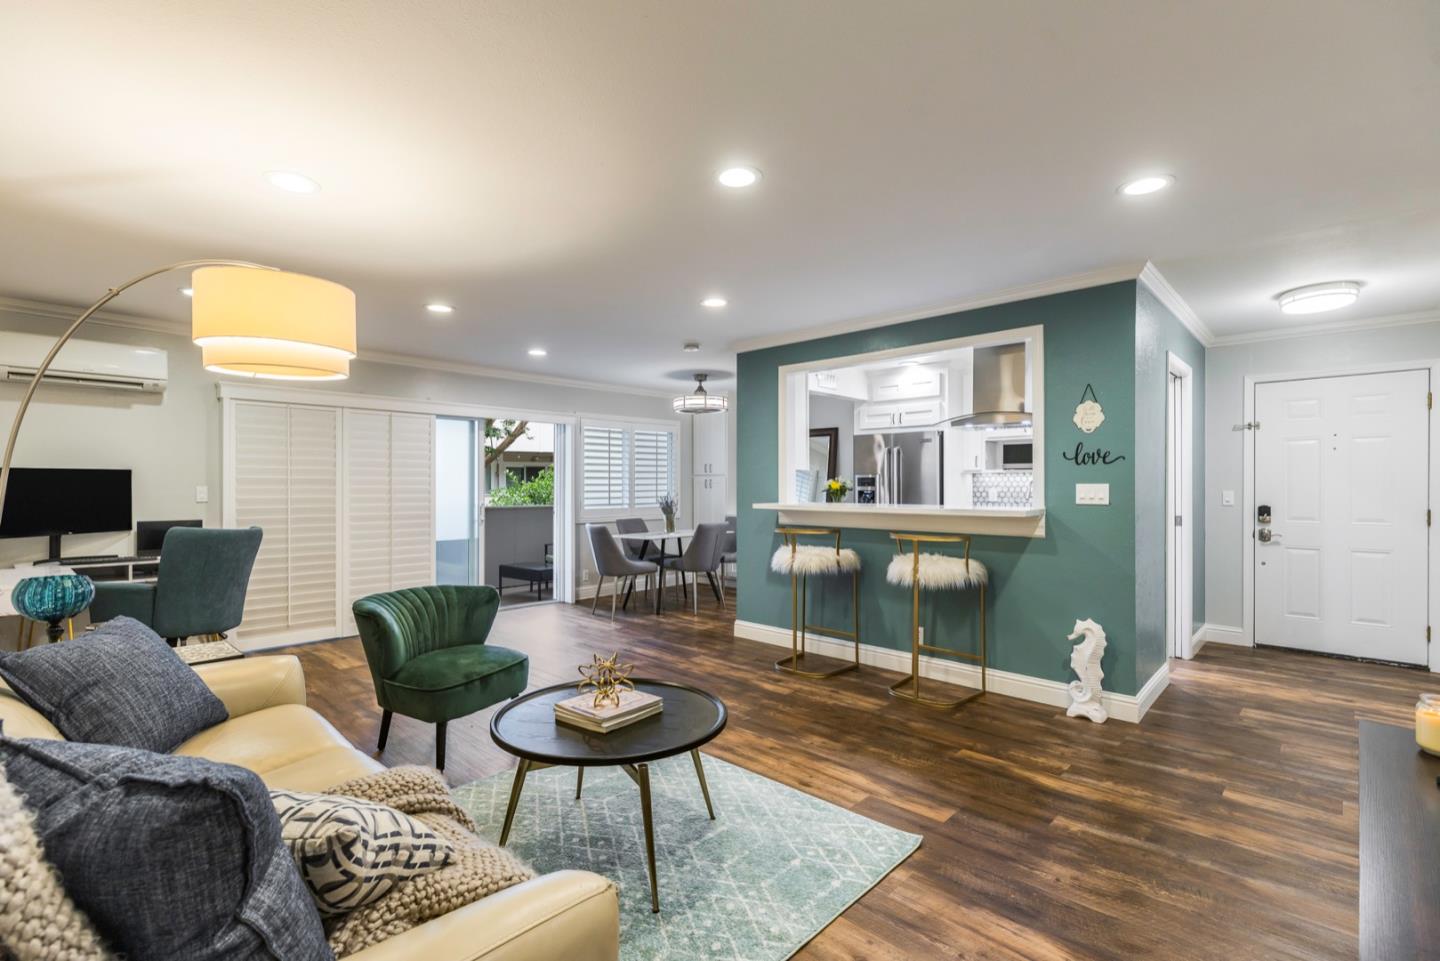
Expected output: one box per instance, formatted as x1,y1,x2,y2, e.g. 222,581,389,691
192,267,357,380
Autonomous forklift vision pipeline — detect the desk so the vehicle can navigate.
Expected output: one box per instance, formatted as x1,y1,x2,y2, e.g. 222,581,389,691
614,529,694,614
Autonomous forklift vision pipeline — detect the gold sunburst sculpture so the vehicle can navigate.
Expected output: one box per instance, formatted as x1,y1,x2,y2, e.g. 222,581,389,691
577,651,636,709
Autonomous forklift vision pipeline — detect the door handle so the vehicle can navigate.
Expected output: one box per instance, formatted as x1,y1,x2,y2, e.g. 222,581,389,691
1257,528,1282,543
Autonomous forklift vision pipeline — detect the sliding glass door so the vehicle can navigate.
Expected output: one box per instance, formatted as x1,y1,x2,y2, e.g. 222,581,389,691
434,417,479,585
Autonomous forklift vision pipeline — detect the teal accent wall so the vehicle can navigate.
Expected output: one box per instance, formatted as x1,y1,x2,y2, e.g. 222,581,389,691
737,282,1152,694
1133,285,1206,684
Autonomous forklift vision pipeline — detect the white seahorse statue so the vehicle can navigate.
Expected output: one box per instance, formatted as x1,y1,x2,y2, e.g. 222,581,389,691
1066,618,1108,723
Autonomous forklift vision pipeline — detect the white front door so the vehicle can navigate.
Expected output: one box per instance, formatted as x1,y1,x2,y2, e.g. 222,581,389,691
1254,369,1430,663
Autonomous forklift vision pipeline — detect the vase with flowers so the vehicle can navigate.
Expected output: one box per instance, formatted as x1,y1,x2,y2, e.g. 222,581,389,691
824,478,850,503
658,493,678,531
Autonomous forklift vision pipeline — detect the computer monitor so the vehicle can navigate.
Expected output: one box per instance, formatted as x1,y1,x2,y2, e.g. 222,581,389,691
136,519,203,557
0,468,132,560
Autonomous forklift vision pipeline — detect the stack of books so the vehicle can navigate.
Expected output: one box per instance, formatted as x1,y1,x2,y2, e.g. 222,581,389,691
554,689,663,733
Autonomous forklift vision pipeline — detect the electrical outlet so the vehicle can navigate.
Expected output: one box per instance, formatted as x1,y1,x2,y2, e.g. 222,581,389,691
1075,483,1109,506
195,485,209,503
1222,490,1236,506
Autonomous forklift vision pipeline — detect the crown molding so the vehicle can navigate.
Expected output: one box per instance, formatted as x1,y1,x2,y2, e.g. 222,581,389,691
1208,307,1440,348
1138,262,1214,347
729,261,1149,353
0,294,186,336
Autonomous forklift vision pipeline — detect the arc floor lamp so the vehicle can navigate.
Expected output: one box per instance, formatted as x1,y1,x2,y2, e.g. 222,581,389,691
0,259,357,526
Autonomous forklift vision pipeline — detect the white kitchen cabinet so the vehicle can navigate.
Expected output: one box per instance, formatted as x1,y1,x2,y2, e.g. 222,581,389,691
869,365,943,401
692,475,728,525
692,412,727,477
895,400,943,427
856,406,896,432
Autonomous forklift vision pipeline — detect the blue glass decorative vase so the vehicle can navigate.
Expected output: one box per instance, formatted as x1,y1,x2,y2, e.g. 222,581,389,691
12,574,95,643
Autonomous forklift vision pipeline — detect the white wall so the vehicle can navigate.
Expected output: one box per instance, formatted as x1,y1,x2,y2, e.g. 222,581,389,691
1204,316,1440,631
0,303,680,636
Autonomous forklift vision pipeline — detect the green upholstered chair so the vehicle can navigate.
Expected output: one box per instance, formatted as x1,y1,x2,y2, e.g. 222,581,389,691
351,585,529,771
89,526,263,646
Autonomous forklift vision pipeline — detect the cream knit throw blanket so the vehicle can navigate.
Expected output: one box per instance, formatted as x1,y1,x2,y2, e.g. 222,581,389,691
322,766,535,958
0,764,112,961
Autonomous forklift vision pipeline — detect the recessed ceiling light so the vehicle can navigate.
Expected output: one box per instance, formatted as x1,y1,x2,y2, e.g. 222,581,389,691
527,347,548,357
1119,174,1174,196
683,342,702,353
700,296,728,308
265,170,321,194
717,166,761,188
425,303,454,314
1278,281,1361,315
178,287,193,297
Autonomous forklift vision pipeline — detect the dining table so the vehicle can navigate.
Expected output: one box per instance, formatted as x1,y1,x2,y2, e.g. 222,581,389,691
613,528,695,614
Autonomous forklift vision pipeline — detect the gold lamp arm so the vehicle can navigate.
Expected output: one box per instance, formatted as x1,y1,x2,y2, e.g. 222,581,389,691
0,259,276,526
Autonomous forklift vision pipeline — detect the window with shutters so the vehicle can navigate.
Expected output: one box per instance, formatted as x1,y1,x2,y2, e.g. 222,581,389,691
581,421,678,518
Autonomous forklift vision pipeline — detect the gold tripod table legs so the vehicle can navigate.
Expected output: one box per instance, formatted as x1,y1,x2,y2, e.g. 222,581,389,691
773,570,861,679
888,582,988,710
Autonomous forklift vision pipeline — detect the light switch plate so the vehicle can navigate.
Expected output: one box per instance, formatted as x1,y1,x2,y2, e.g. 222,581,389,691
1221,490,1236,506
1075,483,1109,506
195,485,209,503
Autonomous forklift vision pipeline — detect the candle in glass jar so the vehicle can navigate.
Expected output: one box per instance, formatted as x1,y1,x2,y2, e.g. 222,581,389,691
1415,694,1440,755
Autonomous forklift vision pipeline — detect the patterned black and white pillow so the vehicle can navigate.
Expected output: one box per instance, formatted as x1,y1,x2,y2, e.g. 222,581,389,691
271,790,453,916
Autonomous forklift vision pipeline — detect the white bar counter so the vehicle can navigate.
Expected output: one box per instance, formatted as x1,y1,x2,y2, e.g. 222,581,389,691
750,503,1045,537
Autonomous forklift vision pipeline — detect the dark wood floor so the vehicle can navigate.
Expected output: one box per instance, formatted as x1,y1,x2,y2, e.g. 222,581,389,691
278,596,1421,961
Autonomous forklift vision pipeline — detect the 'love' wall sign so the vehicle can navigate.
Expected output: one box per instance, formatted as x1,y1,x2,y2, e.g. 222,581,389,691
1064,384,1126,467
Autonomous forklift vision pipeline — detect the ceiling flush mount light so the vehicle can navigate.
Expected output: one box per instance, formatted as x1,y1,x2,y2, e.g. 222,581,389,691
178,286,193,297
673,373,728,414
193,267,356,380
527,347,548,357
425,303,454,315
717,166,761,188
1278,281,1361,315
700,296,728,308
1119,174,1174,196
682,342,701,353
265,170,321,194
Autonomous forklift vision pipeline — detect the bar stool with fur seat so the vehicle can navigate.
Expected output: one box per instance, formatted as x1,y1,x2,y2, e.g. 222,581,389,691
770,526,861,679
885,532,988,708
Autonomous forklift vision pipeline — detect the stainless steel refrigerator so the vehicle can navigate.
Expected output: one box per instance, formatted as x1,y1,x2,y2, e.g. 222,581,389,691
853,431,943,506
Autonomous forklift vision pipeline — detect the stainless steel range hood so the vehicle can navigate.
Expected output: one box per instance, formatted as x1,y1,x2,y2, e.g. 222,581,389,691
947,343,1030,428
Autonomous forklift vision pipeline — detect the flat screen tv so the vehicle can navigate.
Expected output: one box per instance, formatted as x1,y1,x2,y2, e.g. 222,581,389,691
0,468,133,558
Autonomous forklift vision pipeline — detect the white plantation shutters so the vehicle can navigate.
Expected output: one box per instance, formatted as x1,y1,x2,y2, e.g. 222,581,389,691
233,402,341,642
631,430,674,510
343,411,435,631
583,426,626,510
580,421,678,516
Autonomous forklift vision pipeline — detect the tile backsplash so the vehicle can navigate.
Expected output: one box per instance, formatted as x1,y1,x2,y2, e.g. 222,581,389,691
972,470,1033,509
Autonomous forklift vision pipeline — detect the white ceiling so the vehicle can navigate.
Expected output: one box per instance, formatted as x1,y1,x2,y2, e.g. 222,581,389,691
2,0,1437,391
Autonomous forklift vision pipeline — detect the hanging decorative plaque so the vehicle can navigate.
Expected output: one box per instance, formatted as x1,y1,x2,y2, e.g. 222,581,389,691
1072,384,1105,433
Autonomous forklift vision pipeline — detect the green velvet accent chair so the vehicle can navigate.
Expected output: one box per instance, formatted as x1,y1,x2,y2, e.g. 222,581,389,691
351,585,529,770
88,526,263,646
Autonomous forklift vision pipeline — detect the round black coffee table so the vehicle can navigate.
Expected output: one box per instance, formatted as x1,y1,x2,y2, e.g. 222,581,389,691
489,679,727,912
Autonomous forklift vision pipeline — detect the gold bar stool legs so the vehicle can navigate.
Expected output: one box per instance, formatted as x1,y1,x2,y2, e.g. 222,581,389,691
771,526,861,679
886,532,988,710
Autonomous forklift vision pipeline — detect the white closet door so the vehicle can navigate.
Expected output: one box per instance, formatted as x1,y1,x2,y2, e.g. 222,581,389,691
234,402,291,636
345,410,393,608
284,406,341,633
389,413,435,590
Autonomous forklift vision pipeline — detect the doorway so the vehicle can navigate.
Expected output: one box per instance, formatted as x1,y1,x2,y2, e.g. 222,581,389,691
1252,369,1430,664
1166,353,1195,659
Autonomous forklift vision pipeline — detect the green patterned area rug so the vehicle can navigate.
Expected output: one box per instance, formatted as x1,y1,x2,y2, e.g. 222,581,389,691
454,754,920,961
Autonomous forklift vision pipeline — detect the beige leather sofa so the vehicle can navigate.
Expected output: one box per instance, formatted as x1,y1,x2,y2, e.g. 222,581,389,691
0,655,620,961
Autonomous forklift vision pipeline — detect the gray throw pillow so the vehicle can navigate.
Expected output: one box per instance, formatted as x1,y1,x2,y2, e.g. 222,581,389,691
0,616,227,753
0,737,333,961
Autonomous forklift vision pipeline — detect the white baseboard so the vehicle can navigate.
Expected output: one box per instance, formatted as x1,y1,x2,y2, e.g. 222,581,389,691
1194,623,1249,647
732,619,1168,723
1189,625,1208,656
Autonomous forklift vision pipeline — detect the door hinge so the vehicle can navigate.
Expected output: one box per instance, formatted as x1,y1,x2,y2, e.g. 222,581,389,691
1429,509,1433,527
1428,626,1432,644
1429,392,1433,410
1174,515,1183,527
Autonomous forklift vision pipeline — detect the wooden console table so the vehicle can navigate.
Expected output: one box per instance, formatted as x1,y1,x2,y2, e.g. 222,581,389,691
1359,719,1440,960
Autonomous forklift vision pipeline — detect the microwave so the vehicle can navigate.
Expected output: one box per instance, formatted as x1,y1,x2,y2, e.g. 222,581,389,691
999,440,1033,470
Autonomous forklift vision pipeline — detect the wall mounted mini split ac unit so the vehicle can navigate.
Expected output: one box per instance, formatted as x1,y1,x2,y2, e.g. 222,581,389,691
0,330,168,392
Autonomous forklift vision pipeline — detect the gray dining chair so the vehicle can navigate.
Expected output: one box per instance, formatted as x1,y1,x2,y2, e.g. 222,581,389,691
661,522,728,614
615,516,651,562
584,523,660,621
719,514,737,588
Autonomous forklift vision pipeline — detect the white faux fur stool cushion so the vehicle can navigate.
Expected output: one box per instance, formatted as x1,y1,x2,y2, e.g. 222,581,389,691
770,544,862,576
886,552,988,590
